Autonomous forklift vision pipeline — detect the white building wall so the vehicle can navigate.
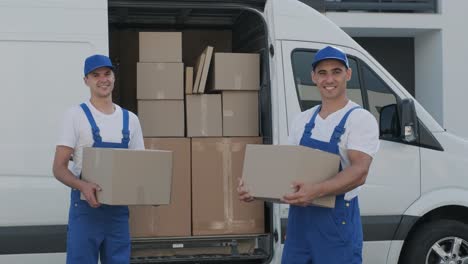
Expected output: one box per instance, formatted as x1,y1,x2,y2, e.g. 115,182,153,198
324,0,468,138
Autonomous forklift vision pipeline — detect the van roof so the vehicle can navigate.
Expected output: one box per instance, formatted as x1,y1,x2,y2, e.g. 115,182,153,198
109,0,268,28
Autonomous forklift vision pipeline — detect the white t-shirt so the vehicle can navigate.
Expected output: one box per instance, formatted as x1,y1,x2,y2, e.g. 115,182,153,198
288,100,380,200
57,100,145,177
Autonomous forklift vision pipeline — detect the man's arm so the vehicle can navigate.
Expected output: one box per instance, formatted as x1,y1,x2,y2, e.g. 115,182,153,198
53,145,101,208
282,149,372,206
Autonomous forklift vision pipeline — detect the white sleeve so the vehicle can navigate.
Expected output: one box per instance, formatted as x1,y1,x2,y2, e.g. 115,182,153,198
129,113,145,150
56,107,79,148
287,113,303,146
346,110,380,157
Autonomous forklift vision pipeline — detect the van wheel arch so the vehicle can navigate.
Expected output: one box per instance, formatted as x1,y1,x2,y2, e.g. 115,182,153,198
398,206,468,264
399,219,468,264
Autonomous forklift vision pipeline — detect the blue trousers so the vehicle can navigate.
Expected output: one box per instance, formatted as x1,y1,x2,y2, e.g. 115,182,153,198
281,196,363,264
66,190,130,264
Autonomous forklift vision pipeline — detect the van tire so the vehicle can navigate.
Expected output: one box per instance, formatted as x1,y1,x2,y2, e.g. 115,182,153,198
400,219,468,264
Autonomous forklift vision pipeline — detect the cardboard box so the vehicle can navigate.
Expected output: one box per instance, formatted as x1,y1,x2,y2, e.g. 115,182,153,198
81,147,172,205
222,91,259,137
185,67,194,95
138,100,185,137
192,137,265,236
192,52,206,94
209,53,260,91
129,138,191,237
137,62,184,100
194,46,214,94
186,94,222,137
139,32,182,62
242,144,340,208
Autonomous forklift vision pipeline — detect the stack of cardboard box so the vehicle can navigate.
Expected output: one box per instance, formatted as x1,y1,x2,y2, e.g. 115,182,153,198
137,32,185,137
129,31,264,239
187,46,264,235
131,32,191,237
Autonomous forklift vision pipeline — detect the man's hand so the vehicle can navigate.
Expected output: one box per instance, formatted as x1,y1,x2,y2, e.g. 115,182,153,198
79,181,102,208
237,178,255,202
281,181,323,207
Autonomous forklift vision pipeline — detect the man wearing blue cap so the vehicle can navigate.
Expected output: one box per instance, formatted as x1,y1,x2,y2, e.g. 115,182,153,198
282,46,379,263
239,46,379,263
53,54,144,264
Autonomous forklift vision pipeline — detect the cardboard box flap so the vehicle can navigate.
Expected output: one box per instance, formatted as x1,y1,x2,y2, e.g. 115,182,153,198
197,46,214,94
242,144,340,208
193,52,206,94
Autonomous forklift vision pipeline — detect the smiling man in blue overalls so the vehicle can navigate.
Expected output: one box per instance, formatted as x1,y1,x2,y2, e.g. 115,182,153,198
53,54,144,264
239,46,379,263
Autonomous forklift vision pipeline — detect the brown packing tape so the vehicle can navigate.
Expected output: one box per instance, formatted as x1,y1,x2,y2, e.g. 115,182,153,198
194,219,262,234
228,142,244,233
218,139,233,233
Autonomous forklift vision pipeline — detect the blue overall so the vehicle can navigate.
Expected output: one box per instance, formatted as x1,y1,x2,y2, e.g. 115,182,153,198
66,103,131,264
282,105,363,264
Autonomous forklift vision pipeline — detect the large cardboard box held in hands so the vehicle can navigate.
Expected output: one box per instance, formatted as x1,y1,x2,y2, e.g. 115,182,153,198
139,32,182,62
129,138,191,237
192,137,265,236
242,144,340,208
81,147,173,205
222,91,259,137
209,53,260,91
138,100,185,137
137,62,184,100
186,94,222,137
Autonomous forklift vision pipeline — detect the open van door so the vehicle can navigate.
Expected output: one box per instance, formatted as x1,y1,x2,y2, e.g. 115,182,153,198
0,0,109,262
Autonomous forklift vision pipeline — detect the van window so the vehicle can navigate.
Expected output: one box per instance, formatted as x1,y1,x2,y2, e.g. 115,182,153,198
291,50,363,111
362,64,398,121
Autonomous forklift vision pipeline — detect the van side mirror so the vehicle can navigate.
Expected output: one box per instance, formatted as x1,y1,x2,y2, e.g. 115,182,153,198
400,98,418,143
379,99,418,143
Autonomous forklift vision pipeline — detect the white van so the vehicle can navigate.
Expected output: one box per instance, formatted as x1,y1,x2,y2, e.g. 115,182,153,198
1,0,467,263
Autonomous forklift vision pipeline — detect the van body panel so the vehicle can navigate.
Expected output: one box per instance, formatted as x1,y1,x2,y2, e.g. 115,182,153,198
420,132,468,195
0,0,108,229
363,241,393,264
386,240,405,264
0,1,108,262
403,188,468,217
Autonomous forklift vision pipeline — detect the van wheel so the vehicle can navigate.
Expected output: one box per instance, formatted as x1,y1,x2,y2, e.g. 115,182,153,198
401,220,468,264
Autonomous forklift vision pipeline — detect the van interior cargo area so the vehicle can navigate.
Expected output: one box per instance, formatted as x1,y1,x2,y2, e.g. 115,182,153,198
108,1,273,263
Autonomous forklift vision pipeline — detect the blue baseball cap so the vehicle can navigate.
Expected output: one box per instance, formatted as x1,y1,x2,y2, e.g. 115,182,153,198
84,54,114,76
311,46,349,70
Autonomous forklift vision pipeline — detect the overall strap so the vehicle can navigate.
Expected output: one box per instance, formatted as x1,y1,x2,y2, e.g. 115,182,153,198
80,103,102,143
121,109,130,145
303,105,322,135
330,106,361,144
